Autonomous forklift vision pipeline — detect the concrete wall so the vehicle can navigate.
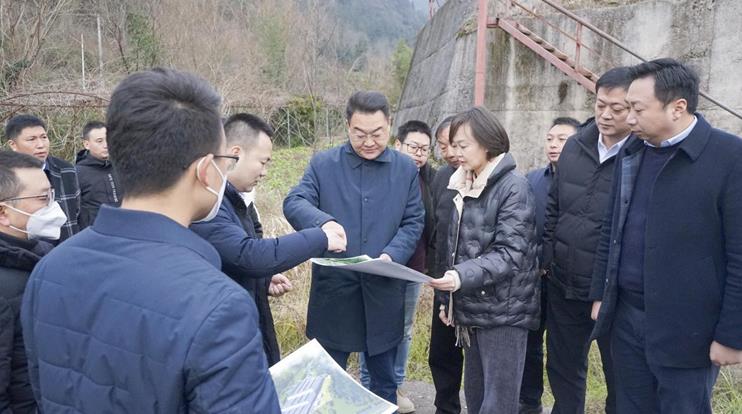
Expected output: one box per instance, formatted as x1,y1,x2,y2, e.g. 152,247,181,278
396,0,742,171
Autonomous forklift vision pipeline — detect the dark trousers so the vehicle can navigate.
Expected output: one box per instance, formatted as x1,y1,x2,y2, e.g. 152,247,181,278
326,346,398,405
428,295,464,414
546,280,616,414
464,325,528,414
611,297,719,414
520,278,547,408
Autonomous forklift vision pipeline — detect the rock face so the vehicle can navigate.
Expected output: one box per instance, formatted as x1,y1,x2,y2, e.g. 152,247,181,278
396,0,742,171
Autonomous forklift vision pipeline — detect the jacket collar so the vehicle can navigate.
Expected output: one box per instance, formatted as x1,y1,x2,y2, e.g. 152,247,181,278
622,113,710,162
447,153,514,199
343,141,392,168
76,149,111,168
92,205,221,268
573,119,601,164
0,232,51,271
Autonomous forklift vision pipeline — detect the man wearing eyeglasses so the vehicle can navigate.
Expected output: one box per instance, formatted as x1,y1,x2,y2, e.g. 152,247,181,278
0,150,66,414
4,114,80,242
284,91,424,405
191,113,346,366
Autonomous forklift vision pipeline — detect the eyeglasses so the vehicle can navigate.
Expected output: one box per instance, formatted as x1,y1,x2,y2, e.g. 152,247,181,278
0,188,55,205
404,143,430,155
213,155,239,172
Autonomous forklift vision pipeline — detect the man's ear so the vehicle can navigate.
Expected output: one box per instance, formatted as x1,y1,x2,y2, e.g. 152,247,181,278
7,139,17,151
0,205,11,227
83,140,91,151
671,98,688,120
193,154,214,187
229,145,241,158
394,140,402,150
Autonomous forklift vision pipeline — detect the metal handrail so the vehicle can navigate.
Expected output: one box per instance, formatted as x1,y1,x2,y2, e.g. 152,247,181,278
535,0,742,120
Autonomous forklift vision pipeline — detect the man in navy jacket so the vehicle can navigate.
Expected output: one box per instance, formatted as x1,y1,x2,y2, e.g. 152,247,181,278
21,68,280,413
590,58,742,413
283,91,424,404
191,113,345,365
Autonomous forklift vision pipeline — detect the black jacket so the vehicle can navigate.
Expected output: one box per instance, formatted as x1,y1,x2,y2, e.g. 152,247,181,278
407,163,437,273
430,164,456,278
445,154,540,330
44,155,80,241
590,115,742,367
542,119,624,301
0,233,51,413
75,150,122,229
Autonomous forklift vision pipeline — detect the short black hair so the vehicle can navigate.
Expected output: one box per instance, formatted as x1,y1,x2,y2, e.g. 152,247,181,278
4,114,46,142
345,91,390,121
595,66,632,94
551,117,580,129
449,106,509,160
629,58,700,113
397,120,432,144
82,121,106,140
0,150,44,201
224,113,274,147
106,68,223,198
435,115,455,141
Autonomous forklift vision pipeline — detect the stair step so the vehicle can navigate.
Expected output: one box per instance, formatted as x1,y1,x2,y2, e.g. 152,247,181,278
516,23,532,35
553,50,569,60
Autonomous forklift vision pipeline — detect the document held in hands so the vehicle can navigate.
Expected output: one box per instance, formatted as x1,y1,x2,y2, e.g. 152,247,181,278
310,255,433,283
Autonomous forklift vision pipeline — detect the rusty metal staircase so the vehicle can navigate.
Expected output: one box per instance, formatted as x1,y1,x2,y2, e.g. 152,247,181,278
472,0,742,121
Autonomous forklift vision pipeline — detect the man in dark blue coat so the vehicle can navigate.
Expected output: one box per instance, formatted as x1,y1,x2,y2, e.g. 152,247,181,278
191,113,344,366
590,58,742,413
21,68,280,413
520,116,579,414
283,91,425,404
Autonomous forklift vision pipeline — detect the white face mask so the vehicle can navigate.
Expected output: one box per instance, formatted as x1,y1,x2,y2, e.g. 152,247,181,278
193,158,227,223
3,201,67,240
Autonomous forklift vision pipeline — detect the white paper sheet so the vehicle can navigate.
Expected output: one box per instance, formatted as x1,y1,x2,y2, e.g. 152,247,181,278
310,255,433,283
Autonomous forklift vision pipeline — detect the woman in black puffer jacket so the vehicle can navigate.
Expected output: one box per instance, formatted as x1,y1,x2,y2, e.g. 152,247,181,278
429,106,539,414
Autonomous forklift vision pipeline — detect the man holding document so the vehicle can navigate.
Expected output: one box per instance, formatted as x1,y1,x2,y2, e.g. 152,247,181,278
283,91,424,405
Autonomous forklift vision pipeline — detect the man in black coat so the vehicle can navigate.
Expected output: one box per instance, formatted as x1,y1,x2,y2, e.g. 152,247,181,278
0,151,59,413
590,58,742,413
76,121,122,229
5,115,80,241
190,113,344,365
542,67,635,414
520,116,579,414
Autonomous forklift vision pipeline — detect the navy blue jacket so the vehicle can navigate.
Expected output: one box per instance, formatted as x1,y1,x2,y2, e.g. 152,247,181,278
590,114,742,367
21,206,280,413
191,183,328,365
283,143,424,355
526,165,553,264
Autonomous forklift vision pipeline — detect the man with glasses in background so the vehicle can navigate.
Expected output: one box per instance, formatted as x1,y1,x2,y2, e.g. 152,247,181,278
0,150,67,413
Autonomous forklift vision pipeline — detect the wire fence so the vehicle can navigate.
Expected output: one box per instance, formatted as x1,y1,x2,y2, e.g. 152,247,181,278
1,91,350,161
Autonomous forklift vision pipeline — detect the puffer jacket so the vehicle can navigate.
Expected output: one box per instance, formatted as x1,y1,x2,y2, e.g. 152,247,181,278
444,153,540,330
0,233,52,414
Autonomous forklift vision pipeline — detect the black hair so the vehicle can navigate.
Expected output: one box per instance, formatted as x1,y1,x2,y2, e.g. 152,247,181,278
551,117,580,129
82,121,106,140
345,91,390,121
397,120,432,144
106,68,223,198
224,113,274,147
4,114,46,142
595,66,633,94
629,58,700,113
449,106,509,159
0,150,44,201
435,115,455,141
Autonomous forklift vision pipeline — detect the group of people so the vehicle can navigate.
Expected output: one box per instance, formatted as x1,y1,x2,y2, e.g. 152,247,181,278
0,57,739,414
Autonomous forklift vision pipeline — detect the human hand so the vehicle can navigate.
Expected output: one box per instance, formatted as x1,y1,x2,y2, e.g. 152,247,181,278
428,270,459,292
321,221,347,253
710,341,742,366
268,274,293,297
438,308,454,326
379,253,393,262
591,301,602,321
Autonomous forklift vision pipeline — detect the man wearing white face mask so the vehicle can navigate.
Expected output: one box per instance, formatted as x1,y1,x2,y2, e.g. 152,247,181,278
0,151,62,414
21,68,280,413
